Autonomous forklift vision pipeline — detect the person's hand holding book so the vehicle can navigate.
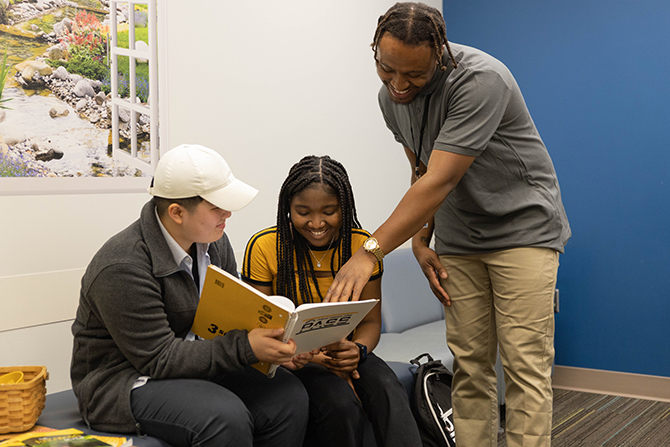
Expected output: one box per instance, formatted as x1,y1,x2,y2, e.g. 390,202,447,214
247,328,297,365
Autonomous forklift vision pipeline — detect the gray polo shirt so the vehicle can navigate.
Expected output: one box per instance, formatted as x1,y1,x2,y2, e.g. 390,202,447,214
379,43,571,255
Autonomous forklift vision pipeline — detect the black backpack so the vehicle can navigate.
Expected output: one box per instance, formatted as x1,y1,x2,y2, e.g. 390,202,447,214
410,353,457,447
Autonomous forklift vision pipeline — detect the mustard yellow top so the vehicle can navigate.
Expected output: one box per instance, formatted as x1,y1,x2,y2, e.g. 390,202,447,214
241,226,383,306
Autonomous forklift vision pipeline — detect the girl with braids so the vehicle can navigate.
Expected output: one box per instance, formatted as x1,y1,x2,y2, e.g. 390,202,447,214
242,155,421,447
327,3,571,447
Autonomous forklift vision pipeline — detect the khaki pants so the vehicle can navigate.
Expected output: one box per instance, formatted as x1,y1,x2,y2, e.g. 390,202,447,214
440,247,559,447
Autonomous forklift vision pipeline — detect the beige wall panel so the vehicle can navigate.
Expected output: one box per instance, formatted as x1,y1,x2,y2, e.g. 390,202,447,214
0,269,83,332
0,321,74,394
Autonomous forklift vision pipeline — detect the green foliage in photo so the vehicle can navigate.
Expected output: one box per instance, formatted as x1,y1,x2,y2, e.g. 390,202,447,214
109,27,151,102
0,152,44,177
73,0,106,10
48,10,108,79
44,10,152,103
49,50,108,81
115,26,149,49
0,2,9,26
0,46,13,110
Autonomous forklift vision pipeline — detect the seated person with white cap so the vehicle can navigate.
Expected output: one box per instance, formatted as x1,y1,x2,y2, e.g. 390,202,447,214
71,144,309,447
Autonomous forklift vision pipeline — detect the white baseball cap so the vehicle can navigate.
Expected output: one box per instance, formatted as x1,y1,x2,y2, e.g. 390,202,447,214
148,144,258,211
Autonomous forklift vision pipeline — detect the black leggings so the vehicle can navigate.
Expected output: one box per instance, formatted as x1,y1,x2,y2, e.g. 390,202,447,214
292,353,421,447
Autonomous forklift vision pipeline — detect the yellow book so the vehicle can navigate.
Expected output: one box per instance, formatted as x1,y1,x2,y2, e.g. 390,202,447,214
0,428,131,447
191,265,378,377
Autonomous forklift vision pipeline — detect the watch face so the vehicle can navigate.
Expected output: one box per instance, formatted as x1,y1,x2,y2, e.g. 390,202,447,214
364,238,377,250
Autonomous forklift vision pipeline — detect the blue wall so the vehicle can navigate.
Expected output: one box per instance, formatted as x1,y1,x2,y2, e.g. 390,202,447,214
443,0,670,377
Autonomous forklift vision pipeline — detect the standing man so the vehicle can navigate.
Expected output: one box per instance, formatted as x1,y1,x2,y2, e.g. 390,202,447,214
326,3,570,447
71,144,309,447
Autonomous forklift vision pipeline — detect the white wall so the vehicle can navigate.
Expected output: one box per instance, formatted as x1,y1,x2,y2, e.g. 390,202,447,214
161,0,440,250
0,193,148,392
0,0,440,394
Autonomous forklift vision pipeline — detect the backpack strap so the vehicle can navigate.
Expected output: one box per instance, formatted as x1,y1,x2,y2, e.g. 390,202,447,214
410,353,435,366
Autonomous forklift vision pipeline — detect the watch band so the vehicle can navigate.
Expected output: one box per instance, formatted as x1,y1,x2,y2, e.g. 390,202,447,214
363,237,384,262
355,342,368,361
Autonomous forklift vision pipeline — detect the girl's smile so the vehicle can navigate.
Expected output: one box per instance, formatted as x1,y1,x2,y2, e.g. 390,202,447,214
290,184,342,248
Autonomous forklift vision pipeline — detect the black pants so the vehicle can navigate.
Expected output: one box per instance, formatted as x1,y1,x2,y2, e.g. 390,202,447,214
293,353,421,447
130,367,309,447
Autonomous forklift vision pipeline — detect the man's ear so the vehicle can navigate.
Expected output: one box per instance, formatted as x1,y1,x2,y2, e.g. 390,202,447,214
167,203,185,225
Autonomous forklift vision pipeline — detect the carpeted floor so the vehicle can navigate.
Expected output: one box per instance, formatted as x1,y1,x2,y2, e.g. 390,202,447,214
496,389,670,446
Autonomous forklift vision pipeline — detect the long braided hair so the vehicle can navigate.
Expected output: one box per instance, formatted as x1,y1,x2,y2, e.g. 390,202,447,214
371,2,458,70
276,155,361,304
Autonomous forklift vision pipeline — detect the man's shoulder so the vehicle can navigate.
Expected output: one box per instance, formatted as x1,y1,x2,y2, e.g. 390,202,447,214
91,219,147,263
81,219,152,290
449,42,512,80
449,42,494,61
85,201,161,271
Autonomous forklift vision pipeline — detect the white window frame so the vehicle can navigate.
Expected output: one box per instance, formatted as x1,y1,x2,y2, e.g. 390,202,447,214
109,0,157,173
0,0,169,196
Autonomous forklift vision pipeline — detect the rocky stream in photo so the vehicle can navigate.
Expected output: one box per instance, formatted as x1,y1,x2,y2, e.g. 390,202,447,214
0,0,151,178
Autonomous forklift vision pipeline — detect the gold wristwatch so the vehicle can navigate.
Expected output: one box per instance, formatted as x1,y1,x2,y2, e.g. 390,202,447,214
363,237,384,262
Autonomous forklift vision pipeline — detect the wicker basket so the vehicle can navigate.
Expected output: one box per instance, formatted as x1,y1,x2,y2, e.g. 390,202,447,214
0,366,48,434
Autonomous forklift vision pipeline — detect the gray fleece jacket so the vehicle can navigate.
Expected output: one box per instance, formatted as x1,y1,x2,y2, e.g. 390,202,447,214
70,200,257,434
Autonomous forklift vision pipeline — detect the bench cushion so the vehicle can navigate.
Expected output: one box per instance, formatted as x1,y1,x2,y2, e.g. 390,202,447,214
39,389,377,447
380,248,444,334
38,390,170,447
375,320,452,371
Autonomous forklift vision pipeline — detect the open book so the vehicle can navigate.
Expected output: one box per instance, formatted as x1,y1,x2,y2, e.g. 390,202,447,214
191,264,378,377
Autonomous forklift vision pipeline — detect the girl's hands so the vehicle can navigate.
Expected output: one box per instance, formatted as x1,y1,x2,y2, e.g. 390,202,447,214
321,340,361,397
321,339,360,375
281,348,319,371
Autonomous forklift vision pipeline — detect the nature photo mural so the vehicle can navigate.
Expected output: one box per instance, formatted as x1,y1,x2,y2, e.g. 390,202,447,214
0,0,153,180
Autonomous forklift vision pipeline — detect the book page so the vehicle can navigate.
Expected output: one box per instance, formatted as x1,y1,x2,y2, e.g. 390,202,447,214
265,295,295,312
287,299,378,355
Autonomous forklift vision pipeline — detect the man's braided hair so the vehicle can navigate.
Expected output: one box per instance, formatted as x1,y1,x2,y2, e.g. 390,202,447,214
371,2,458,70
276,155,362,304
